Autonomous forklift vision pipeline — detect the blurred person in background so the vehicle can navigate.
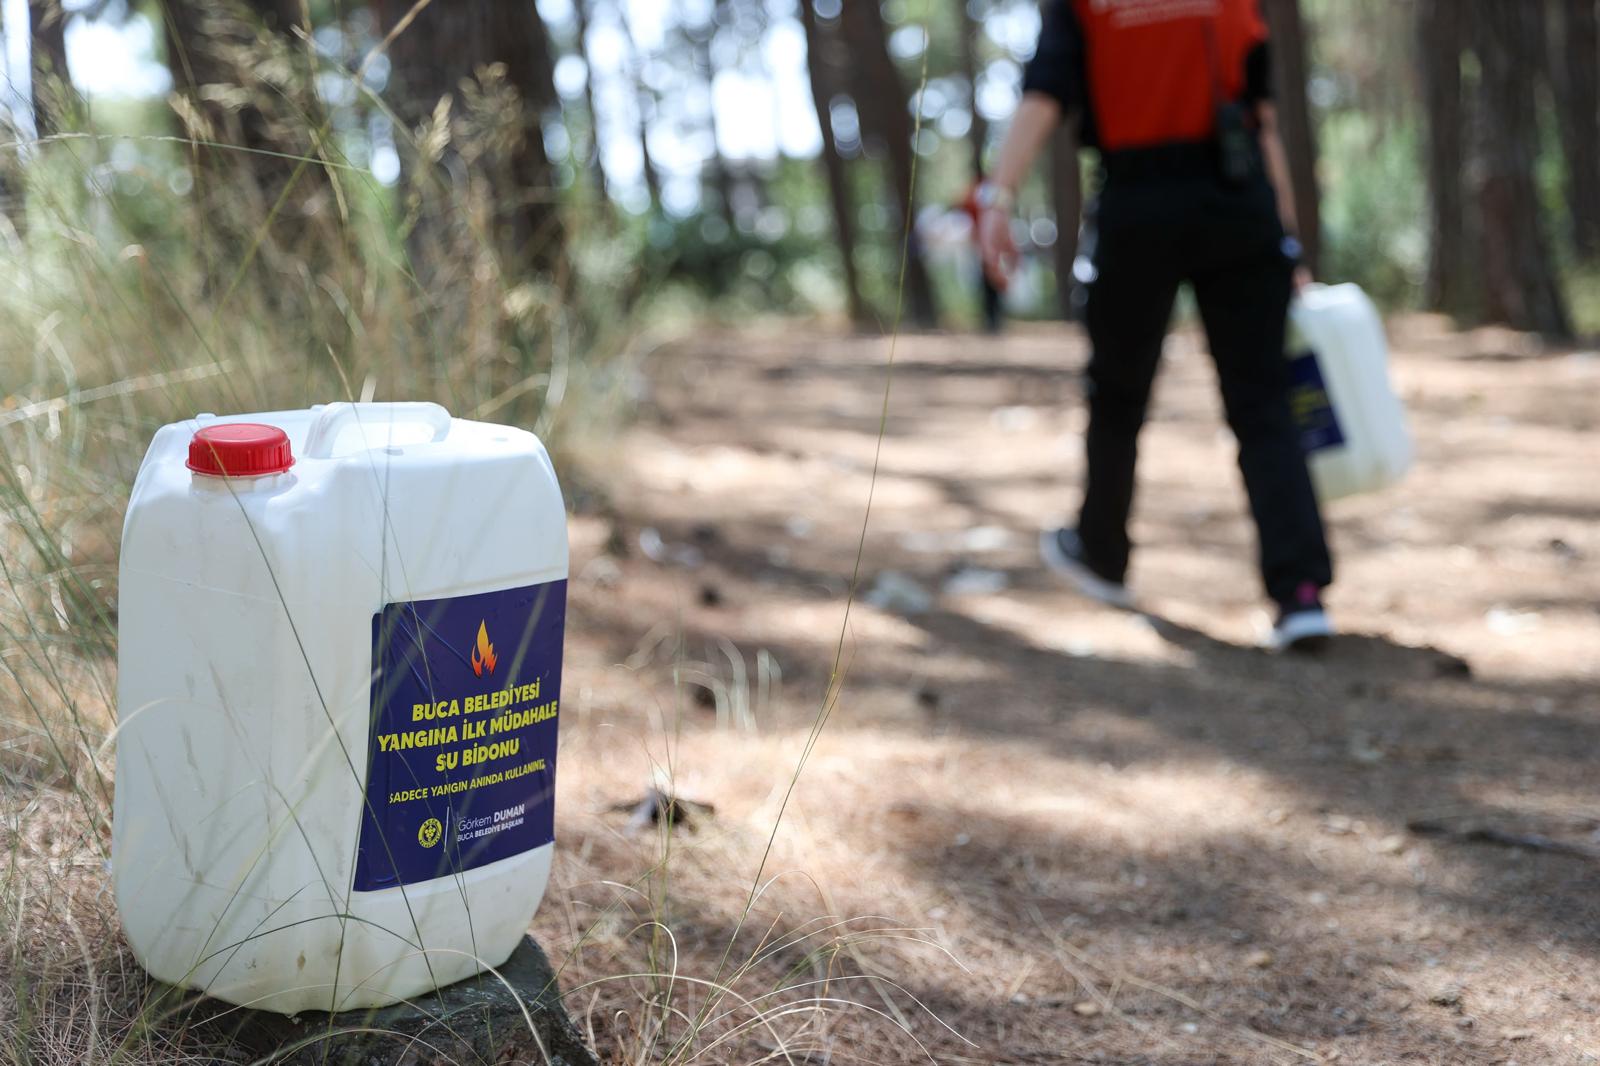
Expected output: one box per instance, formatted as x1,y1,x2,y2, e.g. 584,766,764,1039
960,174,1006,333
917,174,1007,333
977,0,1334,651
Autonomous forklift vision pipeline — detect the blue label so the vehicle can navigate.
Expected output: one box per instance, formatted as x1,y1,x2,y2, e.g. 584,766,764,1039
1288,349,1345,454
352,579,566,892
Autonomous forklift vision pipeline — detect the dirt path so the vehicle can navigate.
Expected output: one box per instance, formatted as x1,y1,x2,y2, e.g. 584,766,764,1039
546,319,1600,1064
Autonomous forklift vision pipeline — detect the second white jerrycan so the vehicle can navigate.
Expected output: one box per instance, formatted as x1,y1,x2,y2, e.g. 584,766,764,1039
1287,282,1413,502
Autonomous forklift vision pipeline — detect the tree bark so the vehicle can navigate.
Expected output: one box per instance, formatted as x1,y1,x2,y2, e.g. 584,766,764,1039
571,0,611,212
0,1,19,234
1471,0,1571,337
1553,0,1600,259
1050,126,1081,320
163,1,276,180
689,9,737,230
383,0,565,279
1259,0,1319,273
955,0,988,176
1418,0,1469,316
616,4,661,211
837,0,940,327
28,0,73,136
799,0,871,327
161,0,332,262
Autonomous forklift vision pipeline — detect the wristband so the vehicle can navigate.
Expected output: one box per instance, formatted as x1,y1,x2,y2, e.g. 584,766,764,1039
974,181,1015,212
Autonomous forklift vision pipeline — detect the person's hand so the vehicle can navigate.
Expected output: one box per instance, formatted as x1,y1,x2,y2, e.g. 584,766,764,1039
1293,265,1314,292
978,206,1018,291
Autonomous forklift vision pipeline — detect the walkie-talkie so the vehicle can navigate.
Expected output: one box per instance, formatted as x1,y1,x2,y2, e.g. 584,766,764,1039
1215,100,1256,185
1204,22,1256,186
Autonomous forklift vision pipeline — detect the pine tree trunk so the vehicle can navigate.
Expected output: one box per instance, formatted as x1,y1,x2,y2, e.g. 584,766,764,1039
1418,0,1470,317
799,0,871,328
1554,0,1600,259
1050,126,1081,320
616,5,661,211
1260,0,1319,273
571,0,611,212
0,1,19,235
955,0,988,176
383,0,565,279
1471,0,1571,337
837,0,940,327
28,0,72,136
164,1,296,187
161,0,331,266
690,13,737,230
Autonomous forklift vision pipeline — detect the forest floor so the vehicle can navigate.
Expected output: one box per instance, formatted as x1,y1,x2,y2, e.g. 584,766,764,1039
7,317,1596,1066
544,316,1600,1065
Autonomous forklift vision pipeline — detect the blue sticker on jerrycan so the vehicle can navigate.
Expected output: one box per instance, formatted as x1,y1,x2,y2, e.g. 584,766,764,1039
1288,348,1346,454
352,579,566,892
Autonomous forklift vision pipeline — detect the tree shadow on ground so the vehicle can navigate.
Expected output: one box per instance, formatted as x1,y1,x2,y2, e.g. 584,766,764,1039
580,522,1600,964
567,809,1528,1065
580,327,1600,1061
582,518,1593,928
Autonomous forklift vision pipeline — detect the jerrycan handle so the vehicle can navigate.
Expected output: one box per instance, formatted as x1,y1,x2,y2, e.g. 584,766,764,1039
303,402,453,459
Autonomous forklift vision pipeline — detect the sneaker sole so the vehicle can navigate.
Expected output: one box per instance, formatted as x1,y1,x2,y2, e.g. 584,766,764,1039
1267,609,1335,652
1039,529,1135,609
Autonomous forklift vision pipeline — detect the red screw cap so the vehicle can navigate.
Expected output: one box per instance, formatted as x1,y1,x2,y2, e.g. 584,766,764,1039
187,423,294,477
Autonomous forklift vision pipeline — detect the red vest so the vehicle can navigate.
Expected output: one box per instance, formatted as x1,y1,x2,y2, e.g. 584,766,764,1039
1073,0,1269,151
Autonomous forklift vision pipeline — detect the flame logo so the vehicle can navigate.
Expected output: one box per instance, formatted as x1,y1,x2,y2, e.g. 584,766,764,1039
471,620,498,677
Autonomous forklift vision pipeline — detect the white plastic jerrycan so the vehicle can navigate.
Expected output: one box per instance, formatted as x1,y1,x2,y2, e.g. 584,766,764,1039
1286,282,1414,502
113,402,568,1013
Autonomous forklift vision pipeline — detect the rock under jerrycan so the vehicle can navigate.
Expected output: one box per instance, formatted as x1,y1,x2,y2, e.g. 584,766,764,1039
113,402,568,1013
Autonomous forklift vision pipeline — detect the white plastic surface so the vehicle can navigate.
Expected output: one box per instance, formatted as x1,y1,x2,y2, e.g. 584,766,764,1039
113,402,568,1013
303,400,453,458
1289,283,1414,501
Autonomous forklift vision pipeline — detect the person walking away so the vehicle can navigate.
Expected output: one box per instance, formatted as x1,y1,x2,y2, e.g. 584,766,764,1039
976,0,1334,650
959,176,1005,333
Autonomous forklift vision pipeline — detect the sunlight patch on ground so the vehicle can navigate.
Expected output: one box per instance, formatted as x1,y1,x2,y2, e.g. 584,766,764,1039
763,600,933,653
627,432,947,514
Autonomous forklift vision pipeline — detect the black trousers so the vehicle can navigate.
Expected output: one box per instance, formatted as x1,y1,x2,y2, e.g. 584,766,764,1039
1076,166,1333,604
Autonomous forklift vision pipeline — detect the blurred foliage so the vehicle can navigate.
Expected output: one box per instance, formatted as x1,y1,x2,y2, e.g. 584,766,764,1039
1,0,1594,361
1318,115,1427,308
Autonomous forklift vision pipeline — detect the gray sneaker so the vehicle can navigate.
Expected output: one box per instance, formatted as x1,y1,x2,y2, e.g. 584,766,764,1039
1039,528,1135,609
